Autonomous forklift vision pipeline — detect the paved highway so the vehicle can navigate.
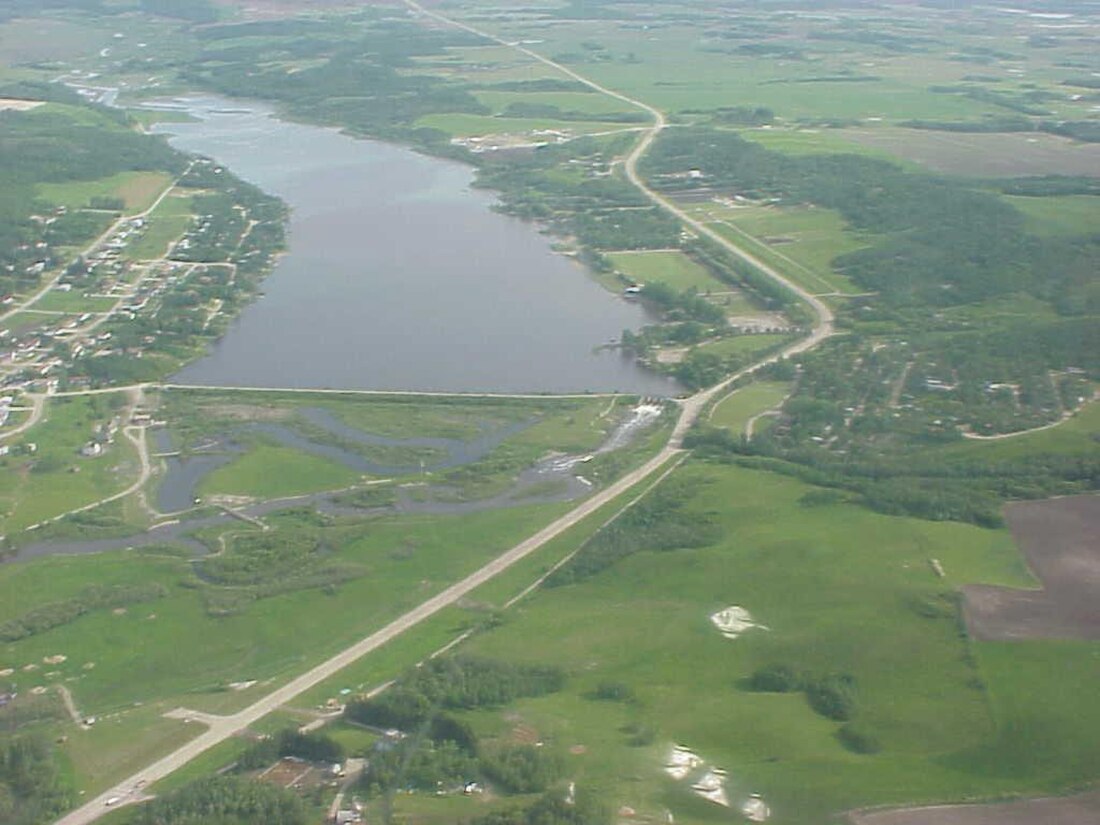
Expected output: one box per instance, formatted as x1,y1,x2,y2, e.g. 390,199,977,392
53,6,835,822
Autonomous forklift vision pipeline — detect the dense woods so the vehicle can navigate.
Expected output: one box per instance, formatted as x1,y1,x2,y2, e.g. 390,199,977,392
0,735,72,825
129,776,308,825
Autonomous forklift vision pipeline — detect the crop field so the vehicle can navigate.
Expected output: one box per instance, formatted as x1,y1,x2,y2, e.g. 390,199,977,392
37,171,173,214
427,460,1100,824
415,112,639,137
740,128,912,164
964,495,1100,641
0,16,114,65
463,23,1008,121
473,89,638,116
839,128,1100,179
606,250,725,292
853,789,1100,825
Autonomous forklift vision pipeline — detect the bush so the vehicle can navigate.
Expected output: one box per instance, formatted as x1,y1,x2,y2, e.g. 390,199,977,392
481,744,564,794
590,681,636,702
805,673,857,721
747,664,803,693
837,722,882,754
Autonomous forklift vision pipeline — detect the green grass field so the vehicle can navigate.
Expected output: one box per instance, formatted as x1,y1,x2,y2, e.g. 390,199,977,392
1005,195,1100,238
695,334,790,360
706,210,864,295
421,460,1094,825
124,192,194,260
197,442,361,500
0,394,139,534
415,112,640,137
474,89,638,117
29,291,118,314
606,250,725,292
741,128,910,165
710,381,792,433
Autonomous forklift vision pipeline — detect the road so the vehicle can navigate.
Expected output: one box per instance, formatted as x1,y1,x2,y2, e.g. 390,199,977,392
54,445,683,824
52,7,835,822
23,387,153,534
0,391,46,443
0,166,189,325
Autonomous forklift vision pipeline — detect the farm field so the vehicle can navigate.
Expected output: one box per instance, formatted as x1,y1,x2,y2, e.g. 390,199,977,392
436,461,1099,825
37,171,173,214
0,1,1097,821
838,128,1100,179
474,89,638,116
415,112,639,138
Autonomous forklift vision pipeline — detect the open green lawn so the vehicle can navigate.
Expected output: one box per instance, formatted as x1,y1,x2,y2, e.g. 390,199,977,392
0,393,139,534
415,112,639,137
741,128,911,166
710,381,792,433
29,290,118,314
474,89,638,116
37,171,172,214
695,334,790,360
933,399,1100,462
124,192,194,260
0,501,578,719
198,442,361,500
606,250,725,292
707,209,864,295
419,460,1099,824
1005,195,1100,238
62,704,197,795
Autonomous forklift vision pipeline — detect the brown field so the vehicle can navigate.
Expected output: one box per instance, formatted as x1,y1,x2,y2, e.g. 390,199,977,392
257,757,315,788
849,788,1100,825
213,0,389,18
963,495,1100,641
0,97,43,112
840,128,1100,178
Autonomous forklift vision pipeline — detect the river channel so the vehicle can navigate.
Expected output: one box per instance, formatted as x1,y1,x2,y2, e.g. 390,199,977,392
156,96,677,395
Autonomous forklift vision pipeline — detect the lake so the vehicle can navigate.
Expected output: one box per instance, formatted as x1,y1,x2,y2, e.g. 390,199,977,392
156,97,677,395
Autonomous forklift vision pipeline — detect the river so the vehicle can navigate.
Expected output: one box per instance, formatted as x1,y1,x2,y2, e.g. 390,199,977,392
154,96,677,395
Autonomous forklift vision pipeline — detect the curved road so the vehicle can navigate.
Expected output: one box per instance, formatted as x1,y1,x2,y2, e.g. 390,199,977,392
54,7,834,823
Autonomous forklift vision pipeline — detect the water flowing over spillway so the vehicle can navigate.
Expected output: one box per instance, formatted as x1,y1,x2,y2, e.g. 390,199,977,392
156,97,677,395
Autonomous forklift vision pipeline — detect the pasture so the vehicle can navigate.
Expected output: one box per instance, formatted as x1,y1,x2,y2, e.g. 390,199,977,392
440,460,1097,824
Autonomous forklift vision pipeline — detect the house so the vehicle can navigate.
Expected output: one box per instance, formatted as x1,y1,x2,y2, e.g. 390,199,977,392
80,442,104,458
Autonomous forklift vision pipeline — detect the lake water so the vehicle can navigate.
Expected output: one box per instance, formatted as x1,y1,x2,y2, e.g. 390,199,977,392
156,97,677,395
